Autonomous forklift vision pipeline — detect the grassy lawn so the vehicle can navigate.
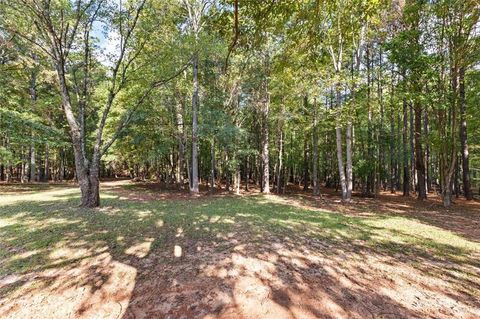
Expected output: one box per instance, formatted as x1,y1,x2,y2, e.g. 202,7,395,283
0,182,479,319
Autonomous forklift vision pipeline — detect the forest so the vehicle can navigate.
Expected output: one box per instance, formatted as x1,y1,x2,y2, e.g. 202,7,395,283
0,1,479,319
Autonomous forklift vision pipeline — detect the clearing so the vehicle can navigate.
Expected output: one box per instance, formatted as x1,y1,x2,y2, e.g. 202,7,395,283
0,181,479,319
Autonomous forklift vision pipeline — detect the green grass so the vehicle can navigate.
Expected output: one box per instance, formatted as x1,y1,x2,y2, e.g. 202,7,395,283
0,184,479,291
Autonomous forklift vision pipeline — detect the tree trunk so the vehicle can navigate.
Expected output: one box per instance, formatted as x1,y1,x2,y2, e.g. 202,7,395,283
210,139,215,193
414,98,427,200
346,122,353,199
459,67,473,200
335,131,346,197
402,96,410,196
245,156,249,191
29,54,38,183
303,135,309,191
56,62,99,207
378,46,385,193
44,143,49,182
442,155,456,207
390,84,396,193
225,153,230,191
235,165,241,195
190,52,200,193
261,99,270,193
59,148,65,182
261,56,270,194
410,102,416,193
366,43,373,196
30,144,36,182
21,147,28,183
79,165,100,208
277,129,283,194
176,98,186,187
335,84,347,201
312,98,320,196
424,107,431,192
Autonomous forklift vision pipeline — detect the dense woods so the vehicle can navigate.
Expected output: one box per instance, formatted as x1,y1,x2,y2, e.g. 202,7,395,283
0,0,479,207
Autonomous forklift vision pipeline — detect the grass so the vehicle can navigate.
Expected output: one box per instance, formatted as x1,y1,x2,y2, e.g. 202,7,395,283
1,184,479,274
0,182,479,314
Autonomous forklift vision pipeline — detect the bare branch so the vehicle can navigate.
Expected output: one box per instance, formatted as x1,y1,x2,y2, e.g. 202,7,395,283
100,60,192,157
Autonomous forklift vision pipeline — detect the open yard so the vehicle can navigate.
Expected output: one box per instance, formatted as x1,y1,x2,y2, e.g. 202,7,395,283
0,181,479,319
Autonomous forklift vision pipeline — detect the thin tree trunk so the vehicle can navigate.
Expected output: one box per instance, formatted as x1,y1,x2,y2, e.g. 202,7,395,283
30,144,36,182
402,96,410,196
303,134,309,191
210,139,215,193
312,98,320,196
235,165,240,195
261,54,270,194
190,52,200,194
424,107,431,193
261,100,270,193
277,129,283,193
346,123,353,199
44,143,49,182
459,67,473,200
21,147,27,183
29,55,38,183
366,43,373,196
378,46,385,193
410,102,416,193
59,148,65,182
335,86,347,201
5,139,11,183
245,156,249,191
390,75,396,193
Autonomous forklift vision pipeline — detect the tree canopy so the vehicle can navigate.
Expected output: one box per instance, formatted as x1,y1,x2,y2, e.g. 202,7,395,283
0,0,479,207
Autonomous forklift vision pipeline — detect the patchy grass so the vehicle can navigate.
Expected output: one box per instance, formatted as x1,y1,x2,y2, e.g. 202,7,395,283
0,182,479,319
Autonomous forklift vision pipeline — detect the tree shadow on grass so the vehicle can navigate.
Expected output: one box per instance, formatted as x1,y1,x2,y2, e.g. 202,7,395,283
0,185,479,318
290,190,480,243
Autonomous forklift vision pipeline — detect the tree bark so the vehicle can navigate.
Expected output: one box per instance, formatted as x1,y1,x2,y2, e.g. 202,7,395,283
312,98,320,196
175,98,186,187
335,86,347,201
245,156,249,191
459,67,473,200
424,107,431,192
30,144,36,182
277,129,283,194
79,159,100,208
43,143,49,182
409,102,416,193
190,52,200,194
346,122,353,199
261,98,270,193
210,139,215,193
303,133,309,191
390,77,396,193
402,96,410,196
29,54,38,182
414,98,427,200
378,46,385,193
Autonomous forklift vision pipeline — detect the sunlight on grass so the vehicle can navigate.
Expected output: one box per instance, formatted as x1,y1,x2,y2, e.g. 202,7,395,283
365,217,480,253
0,187,78,207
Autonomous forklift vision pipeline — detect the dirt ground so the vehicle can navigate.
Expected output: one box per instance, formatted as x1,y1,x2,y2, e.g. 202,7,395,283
0,181,479,319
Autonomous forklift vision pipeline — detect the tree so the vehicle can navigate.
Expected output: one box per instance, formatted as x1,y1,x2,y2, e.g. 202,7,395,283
2,0,185,206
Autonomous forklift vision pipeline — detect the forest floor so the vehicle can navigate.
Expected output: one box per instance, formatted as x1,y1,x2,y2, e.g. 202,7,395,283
0,180,479,319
